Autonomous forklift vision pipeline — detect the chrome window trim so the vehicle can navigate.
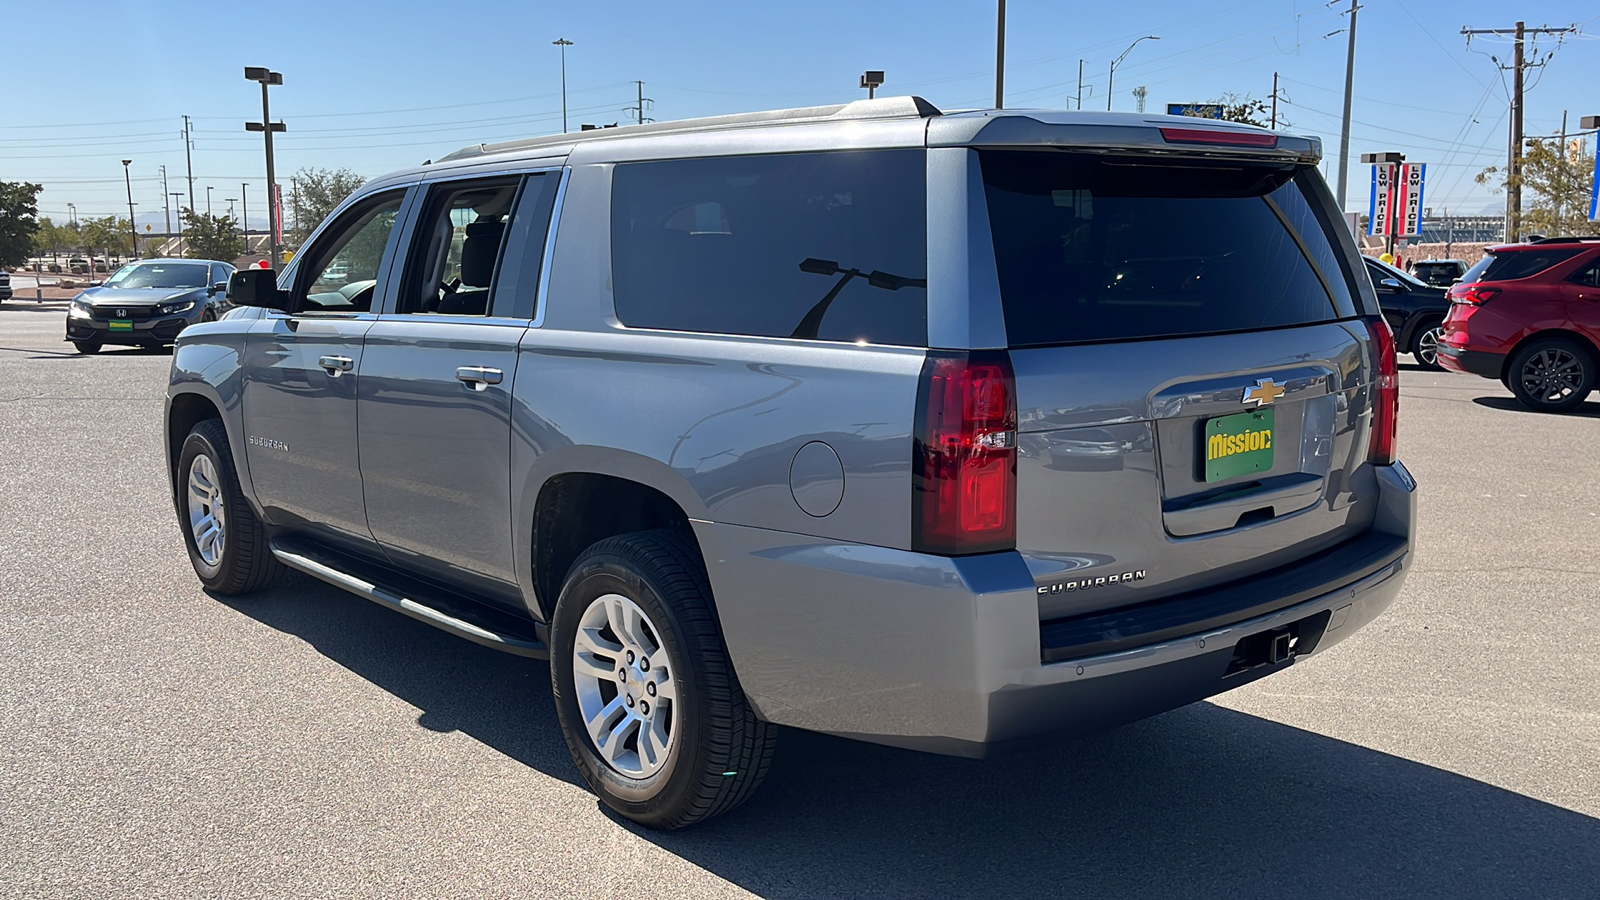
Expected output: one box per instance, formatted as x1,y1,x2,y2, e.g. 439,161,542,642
530,166,570,329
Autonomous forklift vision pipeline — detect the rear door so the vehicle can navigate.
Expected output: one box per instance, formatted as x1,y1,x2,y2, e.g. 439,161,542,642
1560,256,1600,343
976,150,1378,617
240,189,412,557
355,170,561,607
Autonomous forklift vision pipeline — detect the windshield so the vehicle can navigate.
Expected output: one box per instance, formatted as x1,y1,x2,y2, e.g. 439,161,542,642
980,152,1355,347
1367,257,1428,289
105,262,209,290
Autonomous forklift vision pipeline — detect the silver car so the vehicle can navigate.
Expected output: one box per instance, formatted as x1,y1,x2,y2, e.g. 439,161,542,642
165,97,1416,829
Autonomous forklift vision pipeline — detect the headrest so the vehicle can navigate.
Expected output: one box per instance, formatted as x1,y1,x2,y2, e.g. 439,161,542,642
459,218,505,287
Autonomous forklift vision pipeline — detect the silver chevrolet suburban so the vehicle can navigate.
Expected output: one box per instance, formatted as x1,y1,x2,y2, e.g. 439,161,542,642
167,97,1416,829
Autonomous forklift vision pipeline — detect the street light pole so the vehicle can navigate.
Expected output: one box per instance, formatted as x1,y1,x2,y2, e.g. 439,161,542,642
170,193,184,246
553,38,573,133
122,159,138,258
1108,36,1160,111
67,203,76,227
241,182,249,253
160,165,171,239
995,0,1006,108
1335,0,1360,210
245,67,286,270
206,185,213,217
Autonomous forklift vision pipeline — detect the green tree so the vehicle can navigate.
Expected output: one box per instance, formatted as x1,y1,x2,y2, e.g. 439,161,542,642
290,167,366,245
180,208,243,261
80,215,134,258
1207,92,1275,128
0,180,44,268
1476,137,1597,237
33,216,67,265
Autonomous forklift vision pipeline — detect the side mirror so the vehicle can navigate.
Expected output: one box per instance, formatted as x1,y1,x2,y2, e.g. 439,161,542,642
1379,277,1404,291
228,268,290,310
207,281,228,296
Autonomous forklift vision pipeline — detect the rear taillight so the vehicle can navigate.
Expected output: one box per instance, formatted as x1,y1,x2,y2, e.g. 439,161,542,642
913,350,1018,555
1366,317,1399,466
1449,284,1501,306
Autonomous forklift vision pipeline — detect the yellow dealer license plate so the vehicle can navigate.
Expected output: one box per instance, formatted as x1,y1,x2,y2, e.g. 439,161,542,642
108,319,134,332
1204,409,1274,482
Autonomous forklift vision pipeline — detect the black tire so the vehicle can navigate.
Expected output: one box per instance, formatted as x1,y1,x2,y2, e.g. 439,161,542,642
550,529,776,829
1410,318,1445,370
175,419,283,594
73,341,101,355
1507,338,1596,413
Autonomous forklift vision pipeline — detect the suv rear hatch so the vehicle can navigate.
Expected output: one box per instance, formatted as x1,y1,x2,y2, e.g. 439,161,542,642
975,147,1385,627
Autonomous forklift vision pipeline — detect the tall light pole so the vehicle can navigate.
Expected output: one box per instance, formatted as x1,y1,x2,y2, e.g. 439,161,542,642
241,182,249,251
170,193,184,246
245,67,286,269
206,185,214,217
553,38,573,133
122,159,138,259
1108,36,1159,111
67,203,76,227
160,165,171,239
995,0,1006,108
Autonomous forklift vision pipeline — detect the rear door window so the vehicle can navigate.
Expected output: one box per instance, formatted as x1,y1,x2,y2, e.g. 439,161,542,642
1466,248,1583,283
610,149,927,346
979,151,1356,347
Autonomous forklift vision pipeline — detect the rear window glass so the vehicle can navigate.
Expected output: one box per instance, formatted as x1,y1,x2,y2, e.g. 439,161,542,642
979,151,1354,347
1463,248,1581,283
611,150,927,346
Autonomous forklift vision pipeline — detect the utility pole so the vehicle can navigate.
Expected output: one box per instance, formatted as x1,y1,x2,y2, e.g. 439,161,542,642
1270,71,1280,130
1076,59,1084,110
241,183,249,252
553,38,573,133
1334,0,1359,211
206,185,213,217
995,0,1006,108
121,159,137,259
182,115,195,218
626,81,654,125
1462,20,1577,242
170,193,184,248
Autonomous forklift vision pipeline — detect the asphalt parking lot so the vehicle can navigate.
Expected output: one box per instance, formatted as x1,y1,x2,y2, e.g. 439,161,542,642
2,299,1597,899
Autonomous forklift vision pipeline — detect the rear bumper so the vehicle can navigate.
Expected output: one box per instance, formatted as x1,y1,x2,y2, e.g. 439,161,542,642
1436,345,1504,379
701,462,1416,757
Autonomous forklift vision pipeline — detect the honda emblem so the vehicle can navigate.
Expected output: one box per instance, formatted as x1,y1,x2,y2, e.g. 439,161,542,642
116,308,127,318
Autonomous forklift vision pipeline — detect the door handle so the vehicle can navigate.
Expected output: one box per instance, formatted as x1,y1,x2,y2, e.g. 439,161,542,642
455,366,504,391
318,355,355,375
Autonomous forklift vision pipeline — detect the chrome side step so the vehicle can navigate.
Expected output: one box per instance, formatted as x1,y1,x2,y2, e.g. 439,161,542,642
271,542,548,659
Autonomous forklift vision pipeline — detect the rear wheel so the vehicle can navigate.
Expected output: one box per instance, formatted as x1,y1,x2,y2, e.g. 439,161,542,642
176,419,283,594
73,341,101,355
1411,319,1445,370
550,529,776,829
1508,338,1595,413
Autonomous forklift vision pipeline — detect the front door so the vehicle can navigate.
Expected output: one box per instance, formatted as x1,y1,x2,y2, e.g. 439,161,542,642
241,189,412,557
356,172,560,606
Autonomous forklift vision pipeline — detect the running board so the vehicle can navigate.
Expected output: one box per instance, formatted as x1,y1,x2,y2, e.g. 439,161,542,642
270,542,549,659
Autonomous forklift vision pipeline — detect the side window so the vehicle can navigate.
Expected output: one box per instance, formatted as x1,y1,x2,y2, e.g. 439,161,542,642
610,149,928,346
1570,261,1600,288
397,176,523,316
297,191,406,313
210,263,232,288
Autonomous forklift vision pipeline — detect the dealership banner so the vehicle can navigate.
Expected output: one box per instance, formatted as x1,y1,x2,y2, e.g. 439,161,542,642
1368,163,1396,236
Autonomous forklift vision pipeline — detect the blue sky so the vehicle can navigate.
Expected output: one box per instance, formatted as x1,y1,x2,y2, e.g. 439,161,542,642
3,0,1597,229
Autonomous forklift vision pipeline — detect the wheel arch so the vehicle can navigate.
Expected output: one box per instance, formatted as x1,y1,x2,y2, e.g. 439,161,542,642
166,389,227,493
522,452,711,623
1499,329,1600,380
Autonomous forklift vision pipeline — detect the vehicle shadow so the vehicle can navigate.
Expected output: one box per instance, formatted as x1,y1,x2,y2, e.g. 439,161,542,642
1472,395,1600,419
227,574,1600,899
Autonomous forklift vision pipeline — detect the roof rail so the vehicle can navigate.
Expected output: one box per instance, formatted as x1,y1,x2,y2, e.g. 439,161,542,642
437,95,943,163
1527,235,1600,244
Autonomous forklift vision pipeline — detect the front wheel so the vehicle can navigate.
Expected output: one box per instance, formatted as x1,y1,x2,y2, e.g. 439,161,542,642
550,529,776,829
73,341,101,355
176,419,283,594
1508,338,1596,413
1411,320,1445,370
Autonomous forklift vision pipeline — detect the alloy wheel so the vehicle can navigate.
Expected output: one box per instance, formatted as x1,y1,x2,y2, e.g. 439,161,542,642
187,454,227,566
571,592,677,778
1519,347,1586,404
1416,326,1443,367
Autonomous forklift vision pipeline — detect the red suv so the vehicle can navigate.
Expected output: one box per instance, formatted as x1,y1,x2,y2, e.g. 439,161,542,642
1437,237,1600,412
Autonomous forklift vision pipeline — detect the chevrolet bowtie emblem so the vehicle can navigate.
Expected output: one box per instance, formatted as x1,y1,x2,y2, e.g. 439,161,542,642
1242,378,1286,406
